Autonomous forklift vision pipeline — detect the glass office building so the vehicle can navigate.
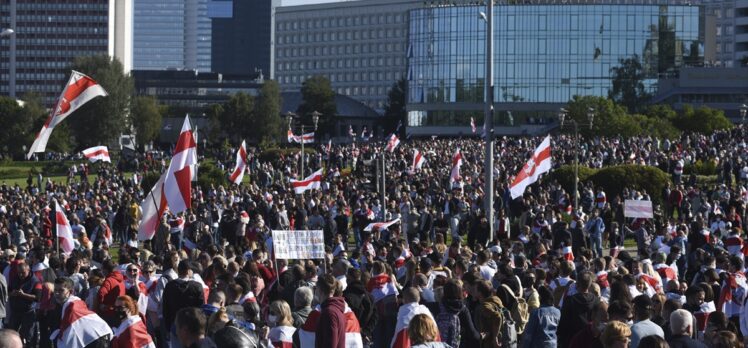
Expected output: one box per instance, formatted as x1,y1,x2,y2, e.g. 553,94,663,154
407,4,705,130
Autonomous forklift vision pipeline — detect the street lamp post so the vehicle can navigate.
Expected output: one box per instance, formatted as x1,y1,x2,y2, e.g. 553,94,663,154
481,0,495,240
740,104,747,125
1,27,15,98
288,110,320,180
558,107,595,211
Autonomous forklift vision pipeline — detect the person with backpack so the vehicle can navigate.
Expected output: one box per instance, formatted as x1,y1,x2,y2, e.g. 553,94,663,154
477,293,514,348
427,279,480,348
550,260,575,307
556,271,600,348
162,260,206,348
521,286,560,348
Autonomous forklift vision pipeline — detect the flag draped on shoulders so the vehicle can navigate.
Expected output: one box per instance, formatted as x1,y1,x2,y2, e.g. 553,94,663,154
111,315,155,348
51,296,113,348
298,304,363,348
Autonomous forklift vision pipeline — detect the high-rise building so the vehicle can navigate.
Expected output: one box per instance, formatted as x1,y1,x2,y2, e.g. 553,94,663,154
406,3,706,135
0,0,132,105
210,0,279,78
275,0,421,112
133,0,211,72
704,0,748,67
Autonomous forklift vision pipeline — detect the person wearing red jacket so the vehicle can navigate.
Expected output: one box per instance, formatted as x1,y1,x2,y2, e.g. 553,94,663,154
95,259,126,326
315,274,346,348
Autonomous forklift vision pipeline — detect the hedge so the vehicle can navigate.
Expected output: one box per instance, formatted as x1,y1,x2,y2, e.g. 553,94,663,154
197,160,228,190
546,164,670,205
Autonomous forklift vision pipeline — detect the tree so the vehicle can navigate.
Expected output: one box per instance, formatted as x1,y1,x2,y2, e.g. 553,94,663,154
0,96,35,157
298,75,337,137
69,55,133,148
644,104,677,122
383,78,407,137
564,96,634,137
209,92,254,143
608,55,652,113
252,80,283,145
674,105,733,134
130,96,163,149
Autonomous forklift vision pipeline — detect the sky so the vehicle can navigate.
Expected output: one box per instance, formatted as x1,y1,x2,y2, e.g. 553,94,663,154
282,0,355,6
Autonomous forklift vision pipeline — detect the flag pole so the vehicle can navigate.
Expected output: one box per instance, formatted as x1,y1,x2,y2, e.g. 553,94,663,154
381,152,386,222
53,199,59,256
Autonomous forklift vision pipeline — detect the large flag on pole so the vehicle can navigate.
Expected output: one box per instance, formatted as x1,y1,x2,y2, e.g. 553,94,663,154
450,149,463,186
290,169,323,194
287,129,315,144
163,116,197,215
81,146,110,163
385,134,400,153
510,135,552,199
470,117,477,133
54,200,75,255
28,71,108,158
138,172,166,241
412,149,425,171
229,140,248,185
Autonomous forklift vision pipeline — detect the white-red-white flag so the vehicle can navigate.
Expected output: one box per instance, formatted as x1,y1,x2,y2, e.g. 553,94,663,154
470,117,477,133
385,134,400,153
450,149,463,186
326,139,332,153
298,304,363,348
412,149,425,171
163,116,198,214
510,135,552,199
364,218,401,232
54,200,75,255
229,140,248,185
290,169,323,194
81,146,110,163
287,129,315,144
28,71,108,158
50,296,113,348
112,315,155,348
349,125,356,138
138,172,166,241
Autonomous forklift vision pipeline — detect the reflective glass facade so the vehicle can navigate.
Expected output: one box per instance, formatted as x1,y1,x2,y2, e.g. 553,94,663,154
407,4,704,127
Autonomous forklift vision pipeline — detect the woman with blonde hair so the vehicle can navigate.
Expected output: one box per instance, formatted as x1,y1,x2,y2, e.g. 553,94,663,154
263,300,296,347
407,313,451,348
600,321,632,348
206,307,229,337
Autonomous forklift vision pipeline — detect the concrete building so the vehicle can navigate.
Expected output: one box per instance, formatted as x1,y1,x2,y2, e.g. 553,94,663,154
275,0,421,113
210,0,279,78
0,0,133,105
704,0,748,67
652,67,748,119
133,0,211,72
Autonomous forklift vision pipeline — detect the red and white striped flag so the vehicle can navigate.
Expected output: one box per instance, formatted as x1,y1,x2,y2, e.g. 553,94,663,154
287,129,315,144
510,135,552,199
163,116,198,215
412,149,425,171
364,218,401,232
391,303,435,348
470,117,477,133
269,326,295,348
326,139,332,153
449,149,463,186
366,273,399,303
290,169,323,194
112,315,155,348
50,296,113,348
229,140,248,185
349,125,355,138
385,134,400,153
298,304,363,348
55,200,75,255
81,146,110,163
137,172,167,241
28,71,108,159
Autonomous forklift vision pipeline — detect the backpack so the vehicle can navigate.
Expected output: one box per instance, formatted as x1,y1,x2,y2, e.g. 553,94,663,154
500,307,518,348
502,284,529,335
436,303,461,348
552,278,574,307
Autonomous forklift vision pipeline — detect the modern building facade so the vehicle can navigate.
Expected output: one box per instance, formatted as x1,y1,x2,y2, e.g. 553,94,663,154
0,0,132,105
406,3,706,135
275,0,421,112
210,0,279,78
133,0,211,72
653,67,748,119
704,0,748,67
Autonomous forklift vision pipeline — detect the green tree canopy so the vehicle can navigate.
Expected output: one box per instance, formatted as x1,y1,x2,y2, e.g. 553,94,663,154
252,80,283,145
0,96,35,157
298,75,337,137
209,92,254,143
130,96,163,148
608,55,652,113
69,55,133,148
675,105,733,134
564,96,633,137
383,77,407,137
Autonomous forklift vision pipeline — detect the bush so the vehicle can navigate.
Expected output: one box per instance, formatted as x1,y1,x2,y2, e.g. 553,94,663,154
259,147,316,162
140,171,161,192
547,165,596,194
684,159,718,176
197,160,227,190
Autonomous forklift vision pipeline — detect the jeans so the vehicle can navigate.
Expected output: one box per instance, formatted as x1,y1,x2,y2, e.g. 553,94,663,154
590,233,603,258
450,216,461,239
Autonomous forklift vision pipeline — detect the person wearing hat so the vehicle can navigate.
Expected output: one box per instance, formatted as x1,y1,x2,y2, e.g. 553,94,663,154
630,294,664,348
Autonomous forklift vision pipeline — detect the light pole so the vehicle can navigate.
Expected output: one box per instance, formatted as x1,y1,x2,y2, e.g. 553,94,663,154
740,104,747,125
558,107,595,211
288,110,320,180
480,0,495,240
1,27,15,98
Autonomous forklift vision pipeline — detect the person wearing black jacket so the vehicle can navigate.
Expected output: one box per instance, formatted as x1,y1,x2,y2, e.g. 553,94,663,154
425,279,480,348
343,268,377,346
163,261,206,346
557,271,599,348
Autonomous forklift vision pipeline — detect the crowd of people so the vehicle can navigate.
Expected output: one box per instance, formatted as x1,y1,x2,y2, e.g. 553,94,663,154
0,124,746,348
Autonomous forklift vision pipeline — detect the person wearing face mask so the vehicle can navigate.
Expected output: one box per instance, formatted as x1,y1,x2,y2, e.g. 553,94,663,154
111,295,155,348
51,277,112,348
262,300,296,348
